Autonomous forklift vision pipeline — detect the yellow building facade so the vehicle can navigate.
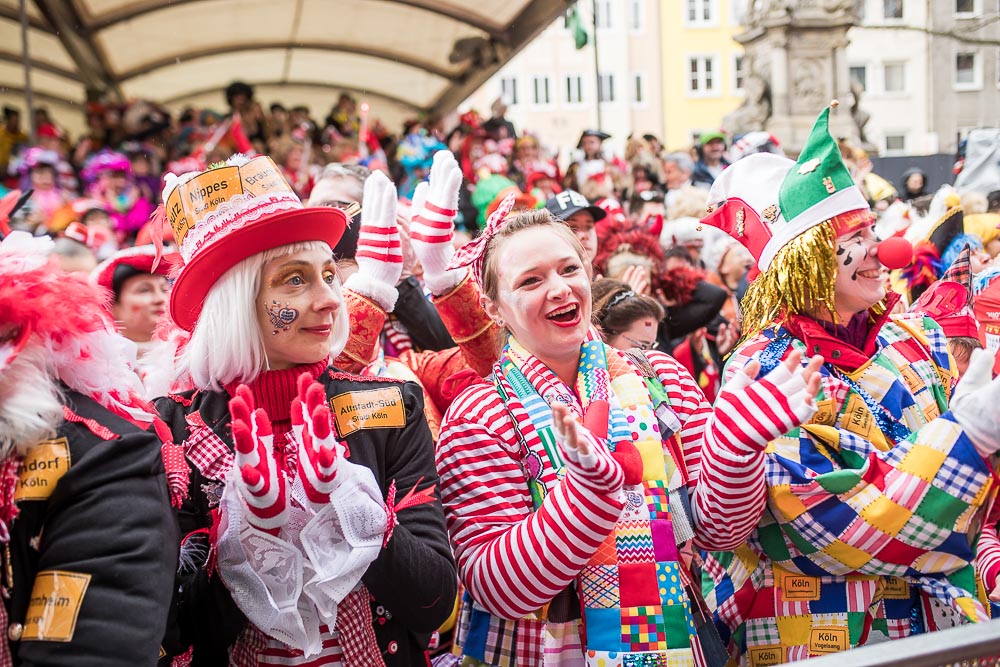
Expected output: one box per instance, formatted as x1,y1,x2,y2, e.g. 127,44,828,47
660,0,747,150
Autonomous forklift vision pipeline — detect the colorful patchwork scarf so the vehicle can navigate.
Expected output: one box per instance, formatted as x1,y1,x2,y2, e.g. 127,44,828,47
469,334,699,667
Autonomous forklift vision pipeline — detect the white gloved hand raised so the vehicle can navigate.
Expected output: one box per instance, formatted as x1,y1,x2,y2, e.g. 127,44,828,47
410,150,466,295
950,347,1000,456
344,170,402,311
713,350,824,450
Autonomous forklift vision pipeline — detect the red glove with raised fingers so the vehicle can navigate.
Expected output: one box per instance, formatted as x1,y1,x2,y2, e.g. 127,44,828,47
292,373,342,512
229,385,288,535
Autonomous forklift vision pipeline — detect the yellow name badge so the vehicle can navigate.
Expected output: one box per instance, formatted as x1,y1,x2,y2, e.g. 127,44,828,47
15,438,71,502
842,393,874,439
882,576,910,599
781,573,820,601
331,387,406,437
22,570,91,642
809,627,848,655
748,645,784,667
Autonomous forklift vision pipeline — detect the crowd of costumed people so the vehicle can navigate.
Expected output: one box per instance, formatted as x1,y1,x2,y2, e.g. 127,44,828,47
1,84,1000,667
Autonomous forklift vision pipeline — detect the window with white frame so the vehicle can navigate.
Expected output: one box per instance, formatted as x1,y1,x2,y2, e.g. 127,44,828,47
500,77,518,105
685,0,715,25
565,75,583,104
956,0,977,15
884,133,906,154
687,55,718,95
883,62,905,92
883,0,903,19
955,51,982,89
598,73,616,102
631,72,646,104
629,0,644,31
849,65,868,90
595,0,612,29
856,0,867,21
733,54,746,92
532,76,551,105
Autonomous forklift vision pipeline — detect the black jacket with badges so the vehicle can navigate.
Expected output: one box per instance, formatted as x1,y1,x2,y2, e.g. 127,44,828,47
5,389,177,666
155,368,457,666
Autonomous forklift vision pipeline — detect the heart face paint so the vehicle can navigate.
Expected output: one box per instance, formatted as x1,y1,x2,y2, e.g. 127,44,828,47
266,300,299,335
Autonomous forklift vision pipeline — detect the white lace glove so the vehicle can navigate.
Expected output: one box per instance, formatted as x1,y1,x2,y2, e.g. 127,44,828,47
343,170,401,311
951,348,1000,456
713,351,823,450
410,150,465,295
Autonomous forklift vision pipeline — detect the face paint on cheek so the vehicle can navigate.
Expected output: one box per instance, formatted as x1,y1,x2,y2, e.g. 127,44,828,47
266,300,299,335
837,242,868,279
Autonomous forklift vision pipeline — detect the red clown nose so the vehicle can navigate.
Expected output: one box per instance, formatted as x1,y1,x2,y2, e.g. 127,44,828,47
877,236,913,270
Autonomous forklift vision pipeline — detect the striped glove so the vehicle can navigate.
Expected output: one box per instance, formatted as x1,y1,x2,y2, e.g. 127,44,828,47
291,372,343,512
410,150,465,295
712,351,820,451
344,170,401,311
229,385,288,535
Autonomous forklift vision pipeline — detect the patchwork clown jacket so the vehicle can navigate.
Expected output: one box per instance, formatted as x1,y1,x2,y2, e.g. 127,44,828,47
703,304,996,665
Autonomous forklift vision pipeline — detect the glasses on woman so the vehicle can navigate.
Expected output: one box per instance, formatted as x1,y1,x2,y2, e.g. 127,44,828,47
621,335,658,350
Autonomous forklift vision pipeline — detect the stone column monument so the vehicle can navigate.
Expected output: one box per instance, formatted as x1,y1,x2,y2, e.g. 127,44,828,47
724,0,864,155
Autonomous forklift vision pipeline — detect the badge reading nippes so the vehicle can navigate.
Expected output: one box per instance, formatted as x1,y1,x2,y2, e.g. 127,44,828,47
15,438,71,502
22,570,91,642
331,387,406,436
748,645,784,667
165,155,296,248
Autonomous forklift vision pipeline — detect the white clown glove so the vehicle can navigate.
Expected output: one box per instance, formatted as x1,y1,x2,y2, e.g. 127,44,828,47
951,348,1000,456
344,170,402,311
550,402,623,494
410,150,465,295
229,385,289,535
713,351,821,451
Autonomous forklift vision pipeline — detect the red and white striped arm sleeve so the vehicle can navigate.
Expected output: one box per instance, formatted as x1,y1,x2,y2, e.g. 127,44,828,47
690,349,816,551
977,500,1000,593
644,351,762,550
436,385,625,619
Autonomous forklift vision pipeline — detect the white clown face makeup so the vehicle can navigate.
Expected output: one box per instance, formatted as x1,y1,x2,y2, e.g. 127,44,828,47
483,226,593,376
833,225,886,321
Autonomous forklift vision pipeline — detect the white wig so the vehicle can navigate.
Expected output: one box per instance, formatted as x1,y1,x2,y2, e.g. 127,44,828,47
179,241,349,390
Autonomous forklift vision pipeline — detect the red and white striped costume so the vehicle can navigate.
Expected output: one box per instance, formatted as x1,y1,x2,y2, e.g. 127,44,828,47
437,347,787,664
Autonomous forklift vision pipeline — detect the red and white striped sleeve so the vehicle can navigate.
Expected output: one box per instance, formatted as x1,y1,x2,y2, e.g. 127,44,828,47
644,351,765,550
977,501,1000,594
436,384,625,619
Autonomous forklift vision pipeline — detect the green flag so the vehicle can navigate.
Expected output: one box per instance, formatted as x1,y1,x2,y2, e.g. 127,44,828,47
567,6,588,49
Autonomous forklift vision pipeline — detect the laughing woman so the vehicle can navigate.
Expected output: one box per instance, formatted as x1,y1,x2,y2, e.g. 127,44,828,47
435,197,823,667
153,155,455,666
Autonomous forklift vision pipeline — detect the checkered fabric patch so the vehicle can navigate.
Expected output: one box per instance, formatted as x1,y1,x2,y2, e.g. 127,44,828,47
621,606,669,651
644,479,670,516
183,425,233,481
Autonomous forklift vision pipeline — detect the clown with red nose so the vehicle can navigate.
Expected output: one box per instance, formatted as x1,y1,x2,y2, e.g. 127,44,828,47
698,104,1000,662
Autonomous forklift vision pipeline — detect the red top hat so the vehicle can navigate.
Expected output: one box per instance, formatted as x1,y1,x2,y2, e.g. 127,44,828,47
164,154,346,331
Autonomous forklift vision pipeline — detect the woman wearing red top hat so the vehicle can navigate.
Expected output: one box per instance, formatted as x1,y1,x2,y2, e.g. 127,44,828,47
152,154,455,666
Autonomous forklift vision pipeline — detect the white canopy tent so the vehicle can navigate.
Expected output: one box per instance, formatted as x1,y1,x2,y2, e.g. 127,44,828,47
0,0,570,134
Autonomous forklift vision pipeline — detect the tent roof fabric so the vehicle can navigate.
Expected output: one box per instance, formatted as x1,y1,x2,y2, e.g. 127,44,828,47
0,0,568,126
